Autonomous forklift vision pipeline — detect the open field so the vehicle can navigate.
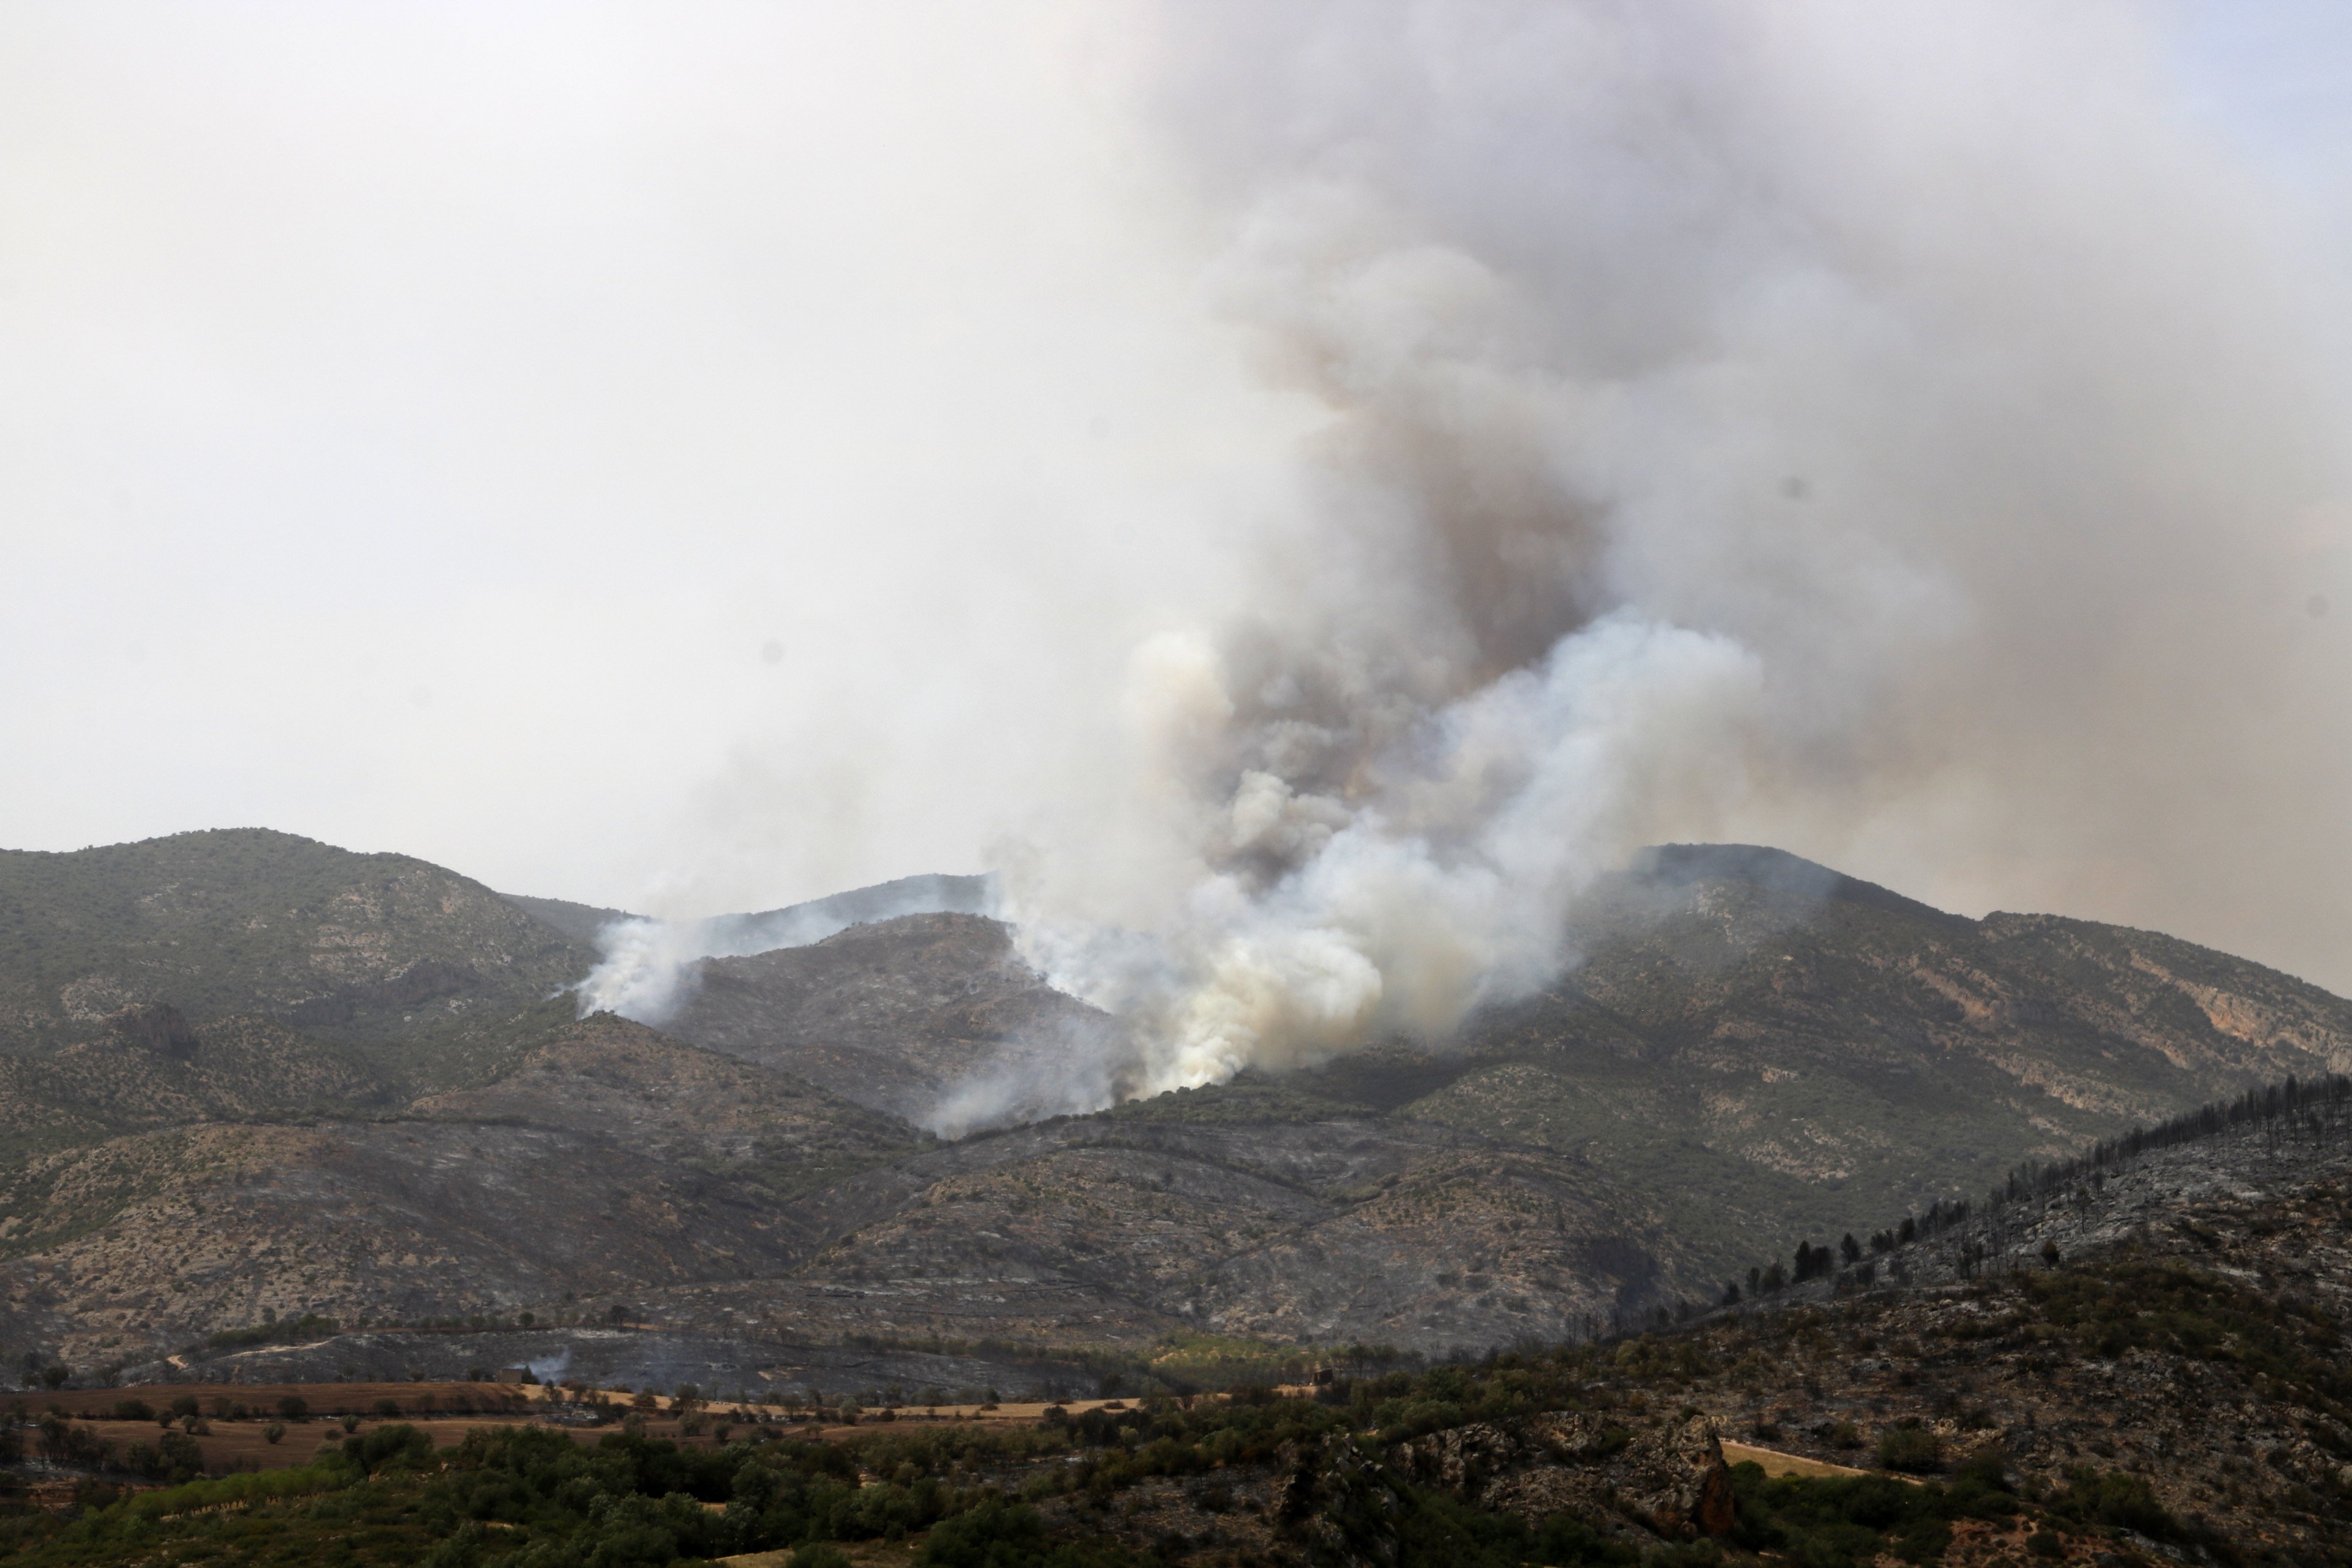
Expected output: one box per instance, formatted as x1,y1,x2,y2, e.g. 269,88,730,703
719,1545,919,1568
1719,1440,1914,1484
10,1381,1161,1478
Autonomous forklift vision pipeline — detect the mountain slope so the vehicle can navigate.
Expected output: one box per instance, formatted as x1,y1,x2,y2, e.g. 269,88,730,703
0,829,591,1050
661,912,1113,1127
1309,842,2352,1282
0,1012,927,1371
8,831,2352,1382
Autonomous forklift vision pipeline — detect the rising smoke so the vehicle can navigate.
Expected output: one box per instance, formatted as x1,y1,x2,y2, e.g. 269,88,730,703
576,873,994,1024
986,0,2352,1113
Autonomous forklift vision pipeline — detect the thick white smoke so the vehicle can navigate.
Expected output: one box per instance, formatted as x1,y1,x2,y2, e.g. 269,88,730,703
988,0,2352,1107
1013,614,1760,1094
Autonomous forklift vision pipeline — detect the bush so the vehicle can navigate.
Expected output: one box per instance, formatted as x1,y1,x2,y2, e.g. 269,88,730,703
917,1500,1050,1566
339,1422,433,1476
2051,1466,2180,1539
1876,1426,1943,1472
263,1422,286,1445
277,1395,309,1420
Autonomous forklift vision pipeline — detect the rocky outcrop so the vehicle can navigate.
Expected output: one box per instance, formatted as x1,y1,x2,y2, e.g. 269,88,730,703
1395,1411,1734,1540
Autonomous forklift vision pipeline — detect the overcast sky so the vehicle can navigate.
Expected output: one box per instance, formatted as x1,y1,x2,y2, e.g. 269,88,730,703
7,3,2352,988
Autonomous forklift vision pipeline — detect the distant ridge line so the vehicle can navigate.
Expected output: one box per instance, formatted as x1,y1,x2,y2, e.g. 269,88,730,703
1634,842,1972,929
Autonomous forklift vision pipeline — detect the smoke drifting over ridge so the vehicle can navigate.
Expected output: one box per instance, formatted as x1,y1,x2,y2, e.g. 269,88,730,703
575,874,994,1025
989,0,2352,1111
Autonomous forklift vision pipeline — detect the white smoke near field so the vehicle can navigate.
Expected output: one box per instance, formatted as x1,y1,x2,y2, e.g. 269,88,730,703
974,0,2352,1116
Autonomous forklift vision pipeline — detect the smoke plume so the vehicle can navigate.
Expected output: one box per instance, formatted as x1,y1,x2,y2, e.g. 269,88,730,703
989,0,2352,1110
576,873,994,1025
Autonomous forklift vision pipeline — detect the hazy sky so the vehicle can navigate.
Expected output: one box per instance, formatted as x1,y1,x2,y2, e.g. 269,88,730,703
8,2,2352,995
1,2,1286,914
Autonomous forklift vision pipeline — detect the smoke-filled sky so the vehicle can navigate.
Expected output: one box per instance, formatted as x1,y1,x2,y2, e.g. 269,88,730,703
9,2,2352,1021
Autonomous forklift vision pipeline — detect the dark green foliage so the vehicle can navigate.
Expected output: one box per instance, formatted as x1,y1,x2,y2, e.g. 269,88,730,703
1386,1487,1637,1567
1874,1424,1942,1472
206,1312,340,1351
915,1499,1138,1566
2024,1259,2350,1409
1724,1458,2024,1567
2046,1464,2190,1543
340,1422,433,1475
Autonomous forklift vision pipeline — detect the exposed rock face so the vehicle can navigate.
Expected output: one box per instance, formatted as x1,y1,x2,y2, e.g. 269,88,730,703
1397,1411,1734,1540
1280,1434,1404,1568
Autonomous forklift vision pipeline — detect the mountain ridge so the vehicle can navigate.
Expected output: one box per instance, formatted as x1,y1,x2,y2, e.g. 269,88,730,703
4,828,2351,1386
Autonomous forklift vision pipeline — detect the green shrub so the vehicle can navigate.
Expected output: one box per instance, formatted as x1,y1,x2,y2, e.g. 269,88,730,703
1876,1426,1943,1472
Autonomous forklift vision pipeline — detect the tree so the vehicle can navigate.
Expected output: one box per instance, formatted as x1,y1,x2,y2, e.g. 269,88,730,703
1840,1233,1863,1265
40,1364,68,1390
1721,1280,1742,1306
277,1395,309,1421
263,1422,286,1445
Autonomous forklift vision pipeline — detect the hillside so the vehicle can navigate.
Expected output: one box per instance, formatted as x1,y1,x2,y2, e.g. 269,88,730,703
10,1090,2352,1565
6,831,2352,1389
0,830,591,1052
1297,842,2352,1282
0,1010,925,1375
661,911,1113,1128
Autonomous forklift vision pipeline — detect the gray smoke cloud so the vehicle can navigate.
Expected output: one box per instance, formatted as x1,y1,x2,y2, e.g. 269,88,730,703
988,0,2352,1106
